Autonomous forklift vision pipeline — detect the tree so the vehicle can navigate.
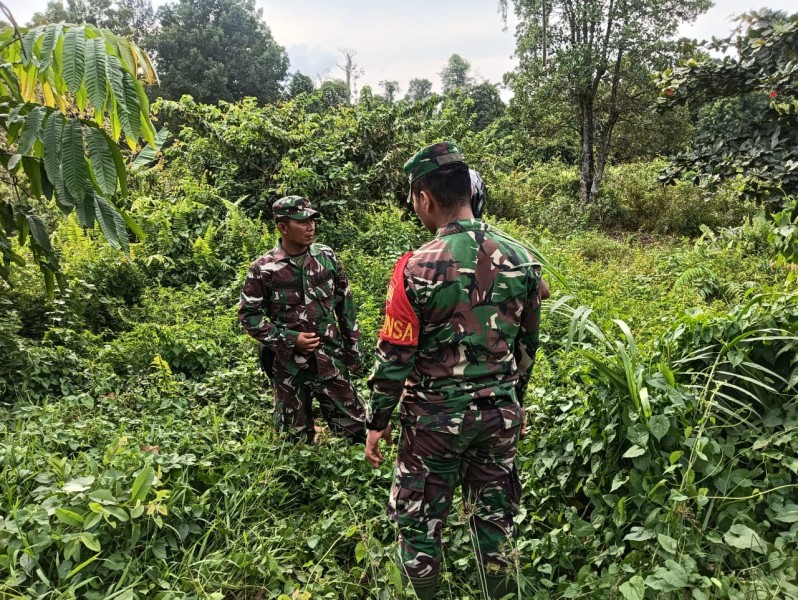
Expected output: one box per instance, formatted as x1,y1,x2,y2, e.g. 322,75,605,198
405,78,433,102
337,48,363,103
149,0,288,105
500,0,711,204
440,53,473,95
467,82,504,131
318,79,350,109
28,0,156,43
287,71,315,98
379,80,400,103
108,0,157,42
657,10,798,207
30,0,111,27
0,15,158,293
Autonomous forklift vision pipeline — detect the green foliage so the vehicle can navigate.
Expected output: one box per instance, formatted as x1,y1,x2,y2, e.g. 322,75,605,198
467,82,505,132
484,160,752,236
285,71,315,99
149,0,289,105
29,0,157,43
514,291,798,599
770,199,798,280
501,0,711,203
405,77,433,102
440,53,473,94
657,10,798,208
153,92,473,218
2,13,795,596
0,20,157,292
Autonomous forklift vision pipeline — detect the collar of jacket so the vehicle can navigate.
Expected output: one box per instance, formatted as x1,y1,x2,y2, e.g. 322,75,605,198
435,219,488,238
273,239,320,262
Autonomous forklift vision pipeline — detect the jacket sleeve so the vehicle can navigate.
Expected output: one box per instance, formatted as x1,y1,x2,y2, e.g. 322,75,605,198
513,264,542,403
238,261,298,351
366,255,419,431
332,254,361,365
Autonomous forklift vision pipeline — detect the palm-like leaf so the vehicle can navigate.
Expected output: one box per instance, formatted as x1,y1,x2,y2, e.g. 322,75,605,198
0,13,159,293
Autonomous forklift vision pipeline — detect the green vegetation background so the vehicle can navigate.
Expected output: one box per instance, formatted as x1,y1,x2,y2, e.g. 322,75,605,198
1,8,798,599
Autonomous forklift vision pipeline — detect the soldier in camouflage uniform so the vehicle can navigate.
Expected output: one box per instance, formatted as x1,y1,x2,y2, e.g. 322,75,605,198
239,196,366,444
365,143,543,599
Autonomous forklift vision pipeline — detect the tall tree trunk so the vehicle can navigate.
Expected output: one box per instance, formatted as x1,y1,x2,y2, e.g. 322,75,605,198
542,0,548,67
591,48,624,201
579,94,595,204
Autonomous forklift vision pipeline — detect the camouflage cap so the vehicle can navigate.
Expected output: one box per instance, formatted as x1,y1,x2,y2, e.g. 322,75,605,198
403,141,465,185
403,141,465,203
272,196,320,220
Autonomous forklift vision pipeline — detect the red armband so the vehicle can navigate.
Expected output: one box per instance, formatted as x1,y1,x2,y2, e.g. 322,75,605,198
379,252,419,346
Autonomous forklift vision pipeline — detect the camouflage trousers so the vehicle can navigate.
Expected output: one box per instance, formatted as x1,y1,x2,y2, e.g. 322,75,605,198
273,356,366,443
388,404,522,579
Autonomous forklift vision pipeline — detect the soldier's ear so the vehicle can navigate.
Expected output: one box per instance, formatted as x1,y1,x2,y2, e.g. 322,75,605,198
419,190,434,214
276,221,286,235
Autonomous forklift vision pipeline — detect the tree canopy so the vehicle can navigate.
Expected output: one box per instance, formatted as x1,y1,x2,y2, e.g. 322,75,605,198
29,0,156,43
405,78,433,102
149,0,288,105
501,0,711,203
440,53,473,95
657,10,798,208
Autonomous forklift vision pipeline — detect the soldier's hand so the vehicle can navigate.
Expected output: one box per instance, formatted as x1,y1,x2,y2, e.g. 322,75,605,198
365,425,393,468
295,332,321,355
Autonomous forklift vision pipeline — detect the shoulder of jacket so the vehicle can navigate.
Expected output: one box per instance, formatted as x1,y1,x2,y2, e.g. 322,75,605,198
312,243,337,258
489,229,540,265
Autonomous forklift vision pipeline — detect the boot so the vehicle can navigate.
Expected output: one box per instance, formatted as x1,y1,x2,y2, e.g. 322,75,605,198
408,573,439,600
485,573,515,599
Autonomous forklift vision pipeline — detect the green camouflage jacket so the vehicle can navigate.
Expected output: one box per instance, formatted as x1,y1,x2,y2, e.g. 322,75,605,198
367,219,542,433
238,241,361,378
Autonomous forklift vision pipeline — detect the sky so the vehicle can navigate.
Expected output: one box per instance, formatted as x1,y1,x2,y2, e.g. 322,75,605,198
3,0,796,100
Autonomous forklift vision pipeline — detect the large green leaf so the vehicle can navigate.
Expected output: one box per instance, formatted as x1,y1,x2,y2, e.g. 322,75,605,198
131,127,168,171
53,166,75,213
774,504,798,523
93,194,128,254
130,466,155,503
38,23,62,71
21,28,42,65
0,63,22,100
62,26,85,94
134,80,155,145
115,37,137,75
17,105,47,155
25,213,57,267
84,37,108,116
106,134,128,198
619,576,645,600
723,523,767,554
121,71,141,141
62,118,87,200
85,126,116,196
75,189,96,228
42,111,64,185
107,55,132,140
21,156,43,197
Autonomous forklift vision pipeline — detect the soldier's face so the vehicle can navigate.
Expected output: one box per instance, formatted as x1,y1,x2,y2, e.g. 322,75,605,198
280,217,316,247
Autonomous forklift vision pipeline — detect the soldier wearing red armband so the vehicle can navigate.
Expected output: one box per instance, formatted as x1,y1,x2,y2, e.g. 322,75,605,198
365,142,544,598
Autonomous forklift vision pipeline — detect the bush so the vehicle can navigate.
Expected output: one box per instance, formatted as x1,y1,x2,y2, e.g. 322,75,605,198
600,161,754,234
486,161,755,236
